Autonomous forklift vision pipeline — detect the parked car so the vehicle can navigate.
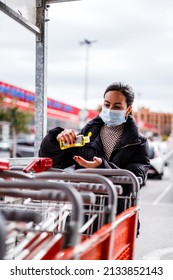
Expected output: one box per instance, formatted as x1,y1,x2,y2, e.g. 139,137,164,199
15,139,34,158
0,136,35,158
0,142,11,158
154,140,169,166
148,140,165,179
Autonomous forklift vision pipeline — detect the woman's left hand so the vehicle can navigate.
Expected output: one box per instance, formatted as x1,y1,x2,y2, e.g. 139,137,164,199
73,155,102,168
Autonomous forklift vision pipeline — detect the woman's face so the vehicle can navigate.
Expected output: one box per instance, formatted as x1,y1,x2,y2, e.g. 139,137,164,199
103,90,132,114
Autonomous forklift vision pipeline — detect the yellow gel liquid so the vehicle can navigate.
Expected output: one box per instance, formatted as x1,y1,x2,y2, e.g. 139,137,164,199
60,134,91,150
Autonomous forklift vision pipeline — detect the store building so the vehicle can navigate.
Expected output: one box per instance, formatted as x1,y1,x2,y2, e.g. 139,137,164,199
0,81,99,133
133,107,172,137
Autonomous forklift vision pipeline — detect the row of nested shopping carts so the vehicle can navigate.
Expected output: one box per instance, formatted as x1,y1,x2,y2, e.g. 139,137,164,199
0,157,141,260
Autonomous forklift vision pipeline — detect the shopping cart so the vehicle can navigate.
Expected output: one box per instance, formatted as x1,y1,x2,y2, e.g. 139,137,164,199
53,205,139,260
0,173,119,234
0,171,120,260
44,168,140,260
37,167,140,260
0,158,141,260
0,179,89,260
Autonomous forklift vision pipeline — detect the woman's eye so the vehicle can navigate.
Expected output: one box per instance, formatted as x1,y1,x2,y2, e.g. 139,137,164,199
114,107,122,110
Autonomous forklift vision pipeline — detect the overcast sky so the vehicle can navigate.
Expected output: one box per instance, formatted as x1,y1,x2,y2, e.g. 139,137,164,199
0,0,173,113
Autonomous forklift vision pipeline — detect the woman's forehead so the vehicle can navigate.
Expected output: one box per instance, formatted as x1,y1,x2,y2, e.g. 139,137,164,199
104,90,126,103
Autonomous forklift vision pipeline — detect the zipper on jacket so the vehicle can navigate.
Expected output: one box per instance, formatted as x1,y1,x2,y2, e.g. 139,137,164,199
113,139,142,151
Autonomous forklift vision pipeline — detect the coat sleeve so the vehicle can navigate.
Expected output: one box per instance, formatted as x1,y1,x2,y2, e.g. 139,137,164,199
124,139,150,184
99,138,150,186
99,158,119,169
38,127,77,168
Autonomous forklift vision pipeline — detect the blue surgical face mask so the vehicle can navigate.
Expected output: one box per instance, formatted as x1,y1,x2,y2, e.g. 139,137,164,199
100,107,127,127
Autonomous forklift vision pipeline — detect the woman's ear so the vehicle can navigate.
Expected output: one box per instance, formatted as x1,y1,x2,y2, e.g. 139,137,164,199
126,105,132,117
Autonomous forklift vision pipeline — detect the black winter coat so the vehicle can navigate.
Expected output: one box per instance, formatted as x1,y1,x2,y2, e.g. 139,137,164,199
39,115,150,184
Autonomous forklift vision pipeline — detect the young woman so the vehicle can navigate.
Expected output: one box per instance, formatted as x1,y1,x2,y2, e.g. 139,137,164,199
39,82,150,186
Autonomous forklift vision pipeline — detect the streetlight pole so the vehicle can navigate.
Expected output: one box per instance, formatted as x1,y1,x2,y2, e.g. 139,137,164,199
79,39,97,126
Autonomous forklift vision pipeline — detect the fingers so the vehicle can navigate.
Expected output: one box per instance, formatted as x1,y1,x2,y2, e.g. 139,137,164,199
57,129,77,144
73,156,102,168
93,156,102,166
73,156,86,167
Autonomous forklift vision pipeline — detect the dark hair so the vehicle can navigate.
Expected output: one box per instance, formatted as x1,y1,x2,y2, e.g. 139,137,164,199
103,82,135,107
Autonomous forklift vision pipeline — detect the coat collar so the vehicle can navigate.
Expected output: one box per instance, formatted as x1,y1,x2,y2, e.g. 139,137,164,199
85,114,142,148
120,115,141,146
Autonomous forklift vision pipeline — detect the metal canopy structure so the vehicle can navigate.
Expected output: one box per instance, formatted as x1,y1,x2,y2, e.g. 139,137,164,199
0,0,81,156
0,1,39,34
47,0,80,3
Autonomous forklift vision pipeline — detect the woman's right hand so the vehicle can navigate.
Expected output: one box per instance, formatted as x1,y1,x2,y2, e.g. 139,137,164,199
56,129,77,144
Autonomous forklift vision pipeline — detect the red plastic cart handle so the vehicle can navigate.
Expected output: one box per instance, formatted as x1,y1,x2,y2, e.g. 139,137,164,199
23,158,52,173
0,160,10,171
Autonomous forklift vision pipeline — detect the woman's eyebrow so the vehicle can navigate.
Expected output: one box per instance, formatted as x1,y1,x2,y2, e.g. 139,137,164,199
104,100,123,105
114,102,123,105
